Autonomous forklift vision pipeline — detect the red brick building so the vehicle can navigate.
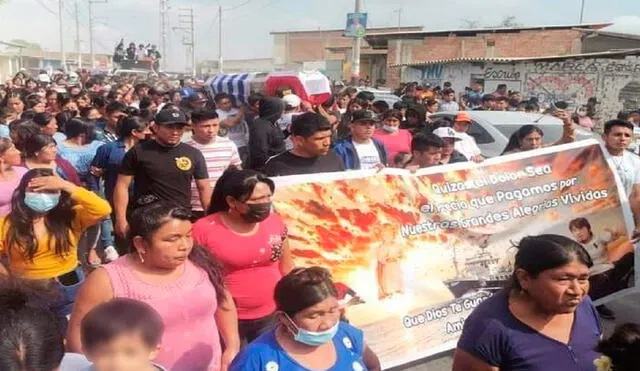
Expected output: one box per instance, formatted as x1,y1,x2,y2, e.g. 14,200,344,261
271,26,422,82
364,23,613,88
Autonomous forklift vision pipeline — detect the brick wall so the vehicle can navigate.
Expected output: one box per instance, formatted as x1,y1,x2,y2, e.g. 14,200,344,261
281,30,385,63
386,29,583,88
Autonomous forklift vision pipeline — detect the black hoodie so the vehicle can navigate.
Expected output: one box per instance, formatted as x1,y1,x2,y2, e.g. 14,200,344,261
249,97,286,170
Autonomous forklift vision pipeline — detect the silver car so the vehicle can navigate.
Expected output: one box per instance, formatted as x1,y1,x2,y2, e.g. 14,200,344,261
355,87,401,108
430,111,599,158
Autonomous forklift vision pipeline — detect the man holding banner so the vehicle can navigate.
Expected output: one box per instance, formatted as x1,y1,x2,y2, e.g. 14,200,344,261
601,119,640,235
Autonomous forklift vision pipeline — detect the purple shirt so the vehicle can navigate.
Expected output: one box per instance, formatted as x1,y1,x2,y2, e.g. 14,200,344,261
458,290,602,371
0,167,28,216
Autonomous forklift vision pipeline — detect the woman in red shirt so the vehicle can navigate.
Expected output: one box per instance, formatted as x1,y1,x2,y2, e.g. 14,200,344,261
373,109,412,163
193,169,294,345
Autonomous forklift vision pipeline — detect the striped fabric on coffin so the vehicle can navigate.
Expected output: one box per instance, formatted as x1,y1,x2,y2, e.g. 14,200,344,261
209,73,250,105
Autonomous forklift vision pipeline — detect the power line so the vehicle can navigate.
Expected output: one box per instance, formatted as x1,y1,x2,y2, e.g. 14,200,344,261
45,0,115,58
34,0,57,16
223,0,253,11
223,0,282,20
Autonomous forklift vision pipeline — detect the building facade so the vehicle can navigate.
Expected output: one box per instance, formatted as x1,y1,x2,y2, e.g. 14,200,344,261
365,23,623,88
271,26,422,83
0,44,112,81
396,50,640,126
197,58,275,76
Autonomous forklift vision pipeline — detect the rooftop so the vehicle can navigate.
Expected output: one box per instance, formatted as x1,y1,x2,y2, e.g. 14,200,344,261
366,22,612,48
270,26,422,35
390,48,640,67
577,28,640,41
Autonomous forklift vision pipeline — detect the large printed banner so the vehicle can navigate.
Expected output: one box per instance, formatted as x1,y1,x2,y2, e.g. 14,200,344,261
271,140,636,369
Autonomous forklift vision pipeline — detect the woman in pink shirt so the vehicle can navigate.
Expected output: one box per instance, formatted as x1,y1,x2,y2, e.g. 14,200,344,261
373,109,412,164
193,169,294,345
68,198,240,371
0,138,27,216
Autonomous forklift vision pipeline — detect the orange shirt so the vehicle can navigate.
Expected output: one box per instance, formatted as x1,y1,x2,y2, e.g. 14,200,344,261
0,188,111,279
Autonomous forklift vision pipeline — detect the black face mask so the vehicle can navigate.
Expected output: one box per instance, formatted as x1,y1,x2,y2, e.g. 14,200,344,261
241,202,272,223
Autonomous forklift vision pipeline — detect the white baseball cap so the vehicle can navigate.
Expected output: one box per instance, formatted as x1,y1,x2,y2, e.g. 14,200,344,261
432,127,461,141
282,94,301,109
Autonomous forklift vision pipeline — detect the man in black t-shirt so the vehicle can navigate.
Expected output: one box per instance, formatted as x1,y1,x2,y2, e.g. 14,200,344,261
262,112,345,177
113,108,211,238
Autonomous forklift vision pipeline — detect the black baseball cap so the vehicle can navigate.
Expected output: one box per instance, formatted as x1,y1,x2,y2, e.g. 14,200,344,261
351,109,380,123
155,109,188,125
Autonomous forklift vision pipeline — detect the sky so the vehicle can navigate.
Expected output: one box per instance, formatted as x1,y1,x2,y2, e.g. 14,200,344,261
0,0,639,71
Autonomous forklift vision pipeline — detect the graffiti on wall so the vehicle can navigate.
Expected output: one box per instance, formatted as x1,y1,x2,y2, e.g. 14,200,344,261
525,74,597,105
484,68,521,81
420,64,444,86
483,68,523,92
532,60,640,75
619,81,640,112
399,56,640,127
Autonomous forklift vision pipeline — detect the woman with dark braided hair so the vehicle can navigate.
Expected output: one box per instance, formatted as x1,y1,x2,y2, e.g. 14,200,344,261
68,198,240,371
0,167,111,321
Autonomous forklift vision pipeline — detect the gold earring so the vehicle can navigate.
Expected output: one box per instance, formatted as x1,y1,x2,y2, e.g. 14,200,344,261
138,252,145,264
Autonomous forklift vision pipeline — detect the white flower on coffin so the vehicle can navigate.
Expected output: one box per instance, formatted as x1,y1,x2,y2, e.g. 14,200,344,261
594,355,612,371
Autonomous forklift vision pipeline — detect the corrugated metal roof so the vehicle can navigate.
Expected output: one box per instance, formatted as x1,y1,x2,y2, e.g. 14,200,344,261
578,28,640,41
366,23,612,38
270,26,423,35
389,48,640,67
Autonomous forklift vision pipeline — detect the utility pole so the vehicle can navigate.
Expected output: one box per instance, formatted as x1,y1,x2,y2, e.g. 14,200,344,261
218,5,223,73
75,0,82,69
351,0,363,82
175,7,195,76
59,0,66,71
159,0,169,70
393,8,402,29
579,0,586,24
89,0,107,68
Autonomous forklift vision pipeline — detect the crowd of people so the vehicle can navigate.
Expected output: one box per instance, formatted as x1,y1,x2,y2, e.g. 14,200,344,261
391,81,613,132
0,68,638,371
113,39,162,70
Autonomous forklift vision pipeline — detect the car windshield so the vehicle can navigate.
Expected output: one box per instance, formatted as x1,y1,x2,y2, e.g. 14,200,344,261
374,93,400,105
494,124,564,144
494,124,594,144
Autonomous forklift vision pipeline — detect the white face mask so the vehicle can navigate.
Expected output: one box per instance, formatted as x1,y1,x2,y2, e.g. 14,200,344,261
382,125,399,133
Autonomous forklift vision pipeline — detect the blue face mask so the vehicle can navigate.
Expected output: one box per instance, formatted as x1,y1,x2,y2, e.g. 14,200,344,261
285,313,339,346
24,192,60,213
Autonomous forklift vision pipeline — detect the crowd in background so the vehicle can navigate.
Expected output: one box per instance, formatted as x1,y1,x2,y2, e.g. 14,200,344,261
0,68,639,371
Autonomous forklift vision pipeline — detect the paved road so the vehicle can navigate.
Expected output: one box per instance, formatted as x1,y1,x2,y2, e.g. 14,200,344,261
390,292,640,371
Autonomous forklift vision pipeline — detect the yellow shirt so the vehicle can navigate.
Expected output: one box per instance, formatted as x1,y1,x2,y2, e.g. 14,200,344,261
0,187,112,279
